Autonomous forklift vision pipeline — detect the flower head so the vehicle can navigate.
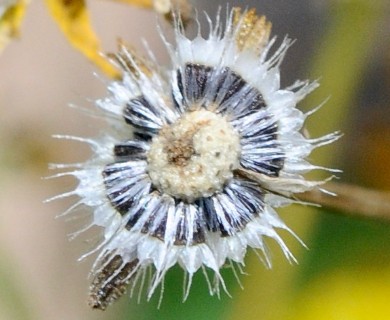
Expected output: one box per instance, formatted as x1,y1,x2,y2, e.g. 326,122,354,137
49,8,338,310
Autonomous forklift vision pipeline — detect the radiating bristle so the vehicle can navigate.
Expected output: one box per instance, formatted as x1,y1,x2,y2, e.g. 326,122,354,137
48,6,338,309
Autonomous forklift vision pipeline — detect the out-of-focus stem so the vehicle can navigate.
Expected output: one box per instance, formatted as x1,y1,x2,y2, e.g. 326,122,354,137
297,182,390,222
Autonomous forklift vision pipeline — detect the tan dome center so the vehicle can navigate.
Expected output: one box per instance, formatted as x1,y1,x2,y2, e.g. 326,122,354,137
147,110,241,202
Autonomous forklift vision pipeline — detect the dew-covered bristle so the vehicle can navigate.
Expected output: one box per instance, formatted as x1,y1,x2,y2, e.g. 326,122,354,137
47,7,339,309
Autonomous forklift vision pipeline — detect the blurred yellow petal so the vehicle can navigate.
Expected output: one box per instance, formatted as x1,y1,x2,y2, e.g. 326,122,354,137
110,0,153,8
0,0,28,53
291,268,390,320
44,0,119,78
112,0,189,13
113,0,192,25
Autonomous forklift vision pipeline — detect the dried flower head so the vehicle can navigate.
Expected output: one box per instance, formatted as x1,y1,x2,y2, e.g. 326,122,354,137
48,8,338,310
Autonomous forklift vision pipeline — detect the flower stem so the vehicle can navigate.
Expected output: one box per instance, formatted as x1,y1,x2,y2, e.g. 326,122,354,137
297,182,390,222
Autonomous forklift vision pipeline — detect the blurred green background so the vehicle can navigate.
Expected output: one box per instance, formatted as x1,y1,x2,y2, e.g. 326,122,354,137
0,0,389,319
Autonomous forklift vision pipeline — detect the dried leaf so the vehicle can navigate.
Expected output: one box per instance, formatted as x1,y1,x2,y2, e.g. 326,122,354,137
0,0,28,53
44,0,119,78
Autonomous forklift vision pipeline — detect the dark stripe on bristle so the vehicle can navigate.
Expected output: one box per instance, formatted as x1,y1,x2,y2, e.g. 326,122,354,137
230,179,265,213
124,198,207,245
174,205,206,245
103,162,150,215
124,96,151,123
184,63,213,104
242,90,267,116
217,194,253,235
242,117,278,139
258,121,284,177
125,203,144,230
174,63,214,110
124,96,160,137
193,64,212,98
196,197,231,237
241,154,284,177
114,141,147,161
184,220,206,245
214,67,267,118
140,207,167,240
229,185,260,214
174,63,267,117
241,119,285,177
215,67,247,105
197,197,219,233
133,132,152,142
103,165,134,215
174,69,185,111
195,179,266,237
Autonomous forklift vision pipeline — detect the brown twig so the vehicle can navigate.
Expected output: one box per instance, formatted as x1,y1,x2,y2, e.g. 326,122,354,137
296,182,390,222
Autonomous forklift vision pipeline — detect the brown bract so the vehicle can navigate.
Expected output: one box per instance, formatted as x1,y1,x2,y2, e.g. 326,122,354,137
89,255,139,311
106,39,154,79
232,8,272,55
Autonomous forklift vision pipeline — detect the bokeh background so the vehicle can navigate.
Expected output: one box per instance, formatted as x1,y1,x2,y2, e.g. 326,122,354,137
0,0,389,319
